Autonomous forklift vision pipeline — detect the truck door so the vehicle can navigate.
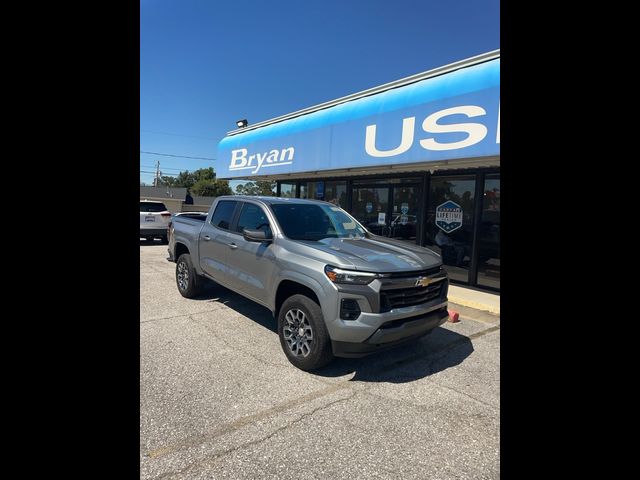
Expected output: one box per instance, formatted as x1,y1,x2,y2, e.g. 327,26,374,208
225,201,277,303
199,200,240,282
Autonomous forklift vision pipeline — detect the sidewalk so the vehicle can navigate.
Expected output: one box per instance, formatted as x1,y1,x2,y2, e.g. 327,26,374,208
448,284,500,315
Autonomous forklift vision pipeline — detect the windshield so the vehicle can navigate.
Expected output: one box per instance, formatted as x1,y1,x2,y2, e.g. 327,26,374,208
270,203,368,241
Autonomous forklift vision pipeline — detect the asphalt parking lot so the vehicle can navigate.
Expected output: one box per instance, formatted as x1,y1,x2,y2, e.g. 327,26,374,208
141,242,500,479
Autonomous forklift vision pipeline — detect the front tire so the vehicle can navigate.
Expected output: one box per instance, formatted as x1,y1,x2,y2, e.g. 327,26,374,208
278,294,334,371
175,253,202,298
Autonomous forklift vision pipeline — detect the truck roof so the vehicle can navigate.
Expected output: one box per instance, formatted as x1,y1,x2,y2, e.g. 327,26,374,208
216,195,335,206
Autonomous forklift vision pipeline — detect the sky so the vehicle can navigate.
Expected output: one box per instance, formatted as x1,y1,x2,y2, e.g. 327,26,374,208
140,0,499,190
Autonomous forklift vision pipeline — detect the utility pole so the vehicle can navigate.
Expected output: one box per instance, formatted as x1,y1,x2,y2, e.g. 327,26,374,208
154,160,161,187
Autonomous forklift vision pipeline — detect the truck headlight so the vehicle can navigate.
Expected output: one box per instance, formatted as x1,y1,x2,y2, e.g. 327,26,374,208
324,265,378,285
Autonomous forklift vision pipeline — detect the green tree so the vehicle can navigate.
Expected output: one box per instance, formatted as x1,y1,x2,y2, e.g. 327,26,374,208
158,176,178,187
192,178,233,197
174,171,197,189
193,167,215,182
159,167,218,190
235,180,275,196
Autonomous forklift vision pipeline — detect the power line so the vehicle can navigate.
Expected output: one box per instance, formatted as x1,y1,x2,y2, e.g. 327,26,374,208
140,165,184,171
140,150,216,161
140,129,215,140
140,170,178,176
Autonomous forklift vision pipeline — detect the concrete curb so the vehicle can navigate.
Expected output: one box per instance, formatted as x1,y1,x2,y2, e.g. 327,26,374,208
448,285,500,315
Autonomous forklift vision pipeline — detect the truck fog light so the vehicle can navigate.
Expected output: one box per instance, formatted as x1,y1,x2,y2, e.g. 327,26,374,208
340,299,361,320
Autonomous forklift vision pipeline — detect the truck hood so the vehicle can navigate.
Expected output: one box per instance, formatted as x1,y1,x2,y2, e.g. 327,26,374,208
297,235,441,272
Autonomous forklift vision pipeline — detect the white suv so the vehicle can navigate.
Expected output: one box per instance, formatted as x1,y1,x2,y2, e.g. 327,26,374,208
140,200,171,243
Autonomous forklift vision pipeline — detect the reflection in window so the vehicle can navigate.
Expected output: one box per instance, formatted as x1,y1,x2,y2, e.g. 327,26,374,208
303,182,325,200
426,176,476,284
325,181,347,207
279,182,297,198
236,203,270,234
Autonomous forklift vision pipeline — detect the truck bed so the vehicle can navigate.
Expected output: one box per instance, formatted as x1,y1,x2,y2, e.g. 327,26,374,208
174,212,208,222
168,213,208,262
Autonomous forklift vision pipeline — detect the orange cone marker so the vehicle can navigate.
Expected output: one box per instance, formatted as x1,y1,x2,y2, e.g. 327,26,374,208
447,310,460,323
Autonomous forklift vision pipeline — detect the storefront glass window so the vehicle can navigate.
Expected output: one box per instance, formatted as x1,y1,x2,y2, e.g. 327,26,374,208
477,174,500,289
279,182,297,198
324,181,347,207
426,175,476,284
303,181,326,200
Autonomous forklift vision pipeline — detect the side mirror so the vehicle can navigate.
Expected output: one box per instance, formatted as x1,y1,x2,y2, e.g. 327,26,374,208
243,228,272,242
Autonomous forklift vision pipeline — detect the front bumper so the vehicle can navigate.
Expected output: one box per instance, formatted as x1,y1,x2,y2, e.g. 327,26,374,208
319,268,449,355
331,306,449,357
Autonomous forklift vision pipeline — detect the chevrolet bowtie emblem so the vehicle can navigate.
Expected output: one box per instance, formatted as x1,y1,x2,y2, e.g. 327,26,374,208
415,276,431,287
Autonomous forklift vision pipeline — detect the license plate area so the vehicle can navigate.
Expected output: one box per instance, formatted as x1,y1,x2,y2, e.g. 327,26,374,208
145,216,155,222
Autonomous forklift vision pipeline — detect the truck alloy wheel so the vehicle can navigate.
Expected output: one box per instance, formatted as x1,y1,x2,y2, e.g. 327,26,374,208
177,260,189,291
283,308,313,357
277,294,333,371
175,253,202,298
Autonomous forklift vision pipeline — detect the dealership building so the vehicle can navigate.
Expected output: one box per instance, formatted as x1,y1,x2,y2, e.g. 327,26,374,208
217,50,500,292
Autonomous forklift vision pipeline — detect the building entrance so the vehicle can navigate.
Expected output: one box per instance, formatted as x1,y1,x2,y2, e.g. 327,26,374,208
351,183,421,245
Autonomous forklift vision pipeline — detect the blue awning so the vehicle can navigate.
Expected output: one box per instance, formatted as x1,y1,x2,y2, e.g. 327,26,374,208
217,54,499,179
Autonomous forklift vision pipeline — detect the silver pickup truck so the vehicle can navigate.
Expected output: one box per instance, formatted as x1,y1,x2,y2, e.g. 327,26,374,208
168,195,449,371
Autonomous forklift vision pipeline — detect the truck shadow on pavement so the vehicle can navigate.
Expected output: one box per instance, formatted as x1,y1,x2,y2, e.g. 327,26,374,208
194,280,474,383
139,239,167,246
314,327,474,383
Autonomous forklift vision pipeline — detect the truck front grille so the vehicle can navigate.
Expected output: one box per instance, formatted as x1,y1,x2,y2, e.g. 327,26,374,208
379,283,443,312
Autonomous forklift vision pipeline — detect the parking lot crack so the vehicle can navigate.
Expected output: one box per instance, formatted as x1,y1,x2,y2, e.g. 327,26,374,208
152,391,357,480
145,382,353,462
140,310,223,324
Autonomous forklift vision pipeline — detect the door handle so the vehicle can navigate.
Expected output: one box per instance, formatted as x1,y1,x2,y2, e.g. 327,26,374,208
203,235,211,241
228,243,238,249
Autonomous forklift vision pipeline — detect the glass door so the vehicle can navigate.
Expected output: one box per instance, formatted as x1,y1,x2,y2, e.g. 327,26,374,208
351,183,421,244
389,185,420,243
351,186,390,236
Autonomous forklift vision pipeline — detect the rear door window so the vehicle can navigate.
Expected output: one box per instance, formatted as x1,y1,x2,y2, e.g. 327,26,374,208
140,202,167,212
210,200,238,230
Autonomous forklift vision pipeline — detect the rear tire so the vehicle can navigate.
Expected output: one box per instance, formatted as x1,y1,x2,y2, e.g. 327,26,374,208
175,253,202,298
278,294,334,371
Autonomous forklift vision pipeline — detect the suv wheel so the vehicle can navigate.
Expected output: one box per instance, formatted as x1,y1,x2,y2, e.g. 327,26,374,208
175,253,202,298
278,294,334,371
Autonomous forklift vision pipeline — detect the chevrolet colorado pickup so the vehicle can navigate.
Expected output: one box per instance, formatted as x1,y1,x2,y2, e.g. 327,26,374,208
168,196,449,371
